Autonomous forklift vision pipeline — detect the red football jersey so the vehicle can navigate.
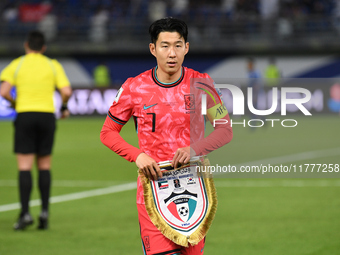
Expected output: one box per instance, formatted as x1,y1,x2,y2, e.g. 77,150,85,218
108,66,219,161
102,66,232,204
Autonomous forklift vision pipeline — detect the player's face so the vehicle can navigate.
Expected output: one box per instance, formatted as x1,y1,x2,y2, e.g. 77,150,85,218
150,32,189,81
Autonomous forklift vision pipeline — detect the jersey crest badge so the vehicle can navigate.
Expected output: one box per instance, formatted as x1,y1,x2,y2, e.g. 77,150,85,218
184,94,195,111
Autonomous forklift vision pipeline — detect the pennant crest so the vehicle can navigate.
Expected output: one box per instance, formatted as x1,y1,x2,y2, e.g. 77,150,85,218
140,157,217,247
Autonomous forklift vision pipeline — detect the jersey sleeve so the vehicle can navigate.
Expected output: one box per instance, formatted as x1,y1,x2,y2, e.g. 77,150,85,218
51,59,70,89
191,75,233,155
196,74,229,122
0,58,21,85
100,115,143,162
107,78,135,123
206,87,229,123
191,112,233,156
100,79,143,162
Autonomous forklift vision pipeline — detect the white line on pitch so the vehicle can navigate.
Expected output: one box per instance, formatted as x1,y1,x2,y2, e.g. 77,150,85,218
0,182,136,213
1,147,339,213
214,147,340,176
214,180,340,187
0,180,125,187
1,148,339,187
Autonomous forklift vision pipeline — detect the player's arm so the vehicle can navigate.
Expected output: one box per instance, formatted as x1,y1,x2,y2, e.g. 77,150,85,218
0,58,19,108
53,60,73,119
191,113,233,156
100,114,162,180
0,81,15,108
191,83,233,156
172,112,232,168
58,86,72,119
101,81,163,180
59,86,72,103
135,153,162,181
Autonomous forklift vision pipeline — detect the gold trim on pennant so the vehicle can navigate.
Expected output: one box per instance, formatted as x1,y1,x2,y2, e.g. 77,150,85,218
139,156,218,247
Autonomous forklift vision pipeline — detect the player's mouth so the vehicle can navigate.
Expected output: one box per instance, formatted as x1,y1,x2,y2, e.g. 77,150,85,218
167,61,177,67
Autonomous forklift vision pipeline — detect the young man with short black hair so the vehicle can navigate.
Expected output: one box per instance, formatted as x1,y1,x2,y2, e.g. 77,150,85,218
101,17,232,254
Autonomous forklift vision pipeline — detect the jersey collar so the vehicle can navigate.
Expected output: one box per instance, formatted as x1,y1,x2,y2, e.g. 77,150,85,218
152,66,185,88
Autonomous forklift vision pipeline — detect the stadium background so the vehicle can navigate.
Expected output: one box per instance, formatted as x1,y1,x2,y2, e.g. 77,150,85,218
0,1,339,255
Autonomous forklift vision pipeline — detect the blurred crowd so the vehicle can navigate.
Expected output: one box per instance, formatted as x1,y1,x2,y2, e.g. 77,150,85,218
0,0,338,42
1,0,336,23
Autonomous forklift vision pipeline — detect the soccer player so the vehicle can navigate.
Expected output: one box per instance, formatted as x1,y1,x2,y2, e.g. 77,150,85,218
0,31,72,230
100,17,232,254
264,57,281,86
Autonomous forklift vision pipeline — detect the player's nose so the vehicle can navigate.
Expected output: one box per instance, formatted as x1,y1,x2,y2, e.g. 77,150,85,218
169,47,176,57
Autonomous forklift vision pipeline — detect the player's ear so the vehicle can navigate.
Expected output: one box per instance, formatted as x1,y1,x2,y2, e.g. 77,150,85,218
41,45,47,54
184,42,189,55
24,42,29,52
149,43,156,57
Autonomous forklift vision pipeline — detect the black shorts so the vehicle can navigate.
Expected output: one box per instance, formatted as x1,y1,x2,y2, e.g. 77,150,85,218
14,112,56,155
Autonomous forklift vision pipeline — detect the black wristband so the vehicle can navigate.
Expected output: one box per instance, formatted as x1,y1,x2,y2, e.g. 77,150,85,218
10,101,16,109
61,103,68,111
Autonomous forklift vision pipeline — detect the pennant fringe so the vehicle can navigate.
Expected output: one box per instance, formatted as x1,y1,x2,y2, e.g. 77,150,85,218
139,157,218,247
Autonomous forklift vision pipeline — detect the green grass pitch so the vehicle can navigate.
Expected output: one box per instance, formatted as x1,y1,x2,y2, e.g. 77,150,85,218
0,115,339,254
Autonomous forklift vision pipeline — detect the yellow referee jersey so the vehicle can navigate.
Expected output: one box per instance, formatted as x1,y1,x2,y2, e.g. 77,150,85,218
0,53,70,113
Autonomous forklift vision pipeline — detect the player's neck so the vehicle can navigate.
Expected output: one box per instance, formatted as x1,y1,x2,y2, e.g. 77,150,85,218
25,50,43,54
156,67,182,84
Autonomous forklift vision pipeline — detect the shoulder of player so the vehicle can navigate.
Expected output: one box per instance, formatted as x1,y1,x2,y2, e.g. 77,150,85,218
7,55,26,66
0,56,27,74
47,57,62,66
183,66,211,79
120,69,152,89
46,58,68,74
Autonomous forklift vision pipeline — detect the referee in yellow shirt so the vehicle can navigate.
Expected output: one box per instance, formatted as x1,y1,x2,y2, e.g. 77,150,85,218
0,31,72,230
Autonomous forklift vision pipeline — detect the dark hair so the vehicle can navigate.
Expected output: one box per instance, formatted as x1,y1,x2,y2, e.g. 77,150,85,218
149,17,188,44
26,31,45,51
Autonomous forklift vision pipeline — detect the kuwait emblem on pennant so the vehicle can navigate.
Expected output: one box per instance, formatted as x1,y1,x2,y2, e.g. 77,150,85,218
165,189,198,223
139,156,217,247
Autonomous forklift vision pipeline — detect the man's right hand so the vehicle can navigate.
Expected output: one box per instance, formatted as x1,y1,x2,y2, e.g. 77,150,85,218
60,109,70,119
136,153,162,181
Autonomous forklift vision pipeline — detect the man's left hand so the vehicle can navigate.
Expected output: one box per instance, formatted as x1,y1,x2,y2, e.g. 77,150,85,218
171,146,196,168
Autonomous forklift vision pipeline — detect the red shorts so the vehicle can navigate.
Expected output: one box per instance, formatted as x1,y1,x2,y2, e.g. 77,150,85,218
137,203,205,255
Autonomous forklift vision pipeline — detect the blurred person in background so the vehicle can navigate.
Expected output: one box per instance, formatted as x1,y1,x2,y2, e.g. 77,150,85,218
0,31,72,230
93,62,111,87
264,57,281,86
246,57,264,122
